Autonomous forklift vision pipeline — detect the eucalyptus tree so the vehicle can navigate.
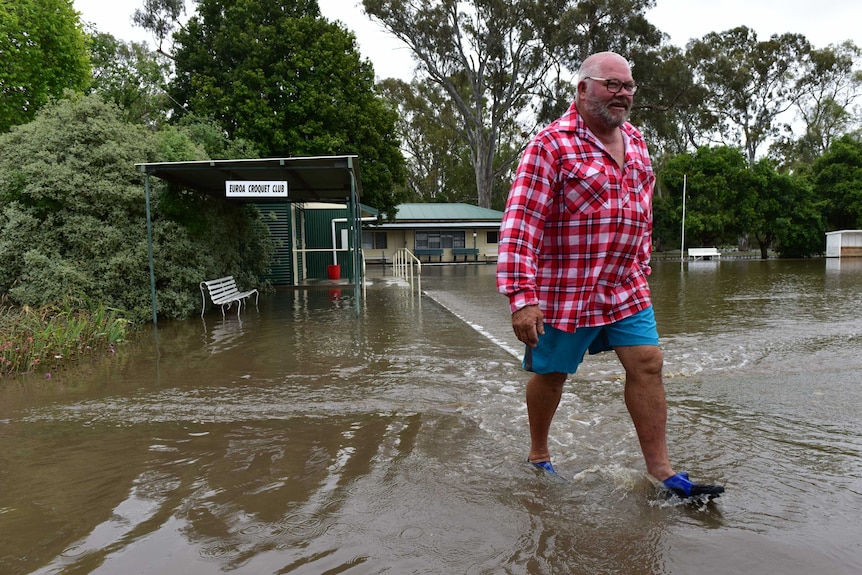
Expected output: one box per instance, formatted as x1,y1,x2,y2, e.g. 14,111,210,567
798,43,862,152
770,41,862,170
0,0,91,131
686,27,814,166
362,0,549,208
378,78,476,203
132,0,187,57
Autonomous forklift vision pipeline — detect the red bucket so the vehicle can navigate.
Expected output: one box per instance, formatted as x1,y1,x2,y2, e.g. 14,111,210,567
327,264,341,280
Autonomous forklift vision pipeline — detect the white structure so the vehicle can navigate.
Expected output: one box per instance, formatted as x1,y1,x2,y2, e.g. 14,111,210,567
825,230,862,258
687,247,721,261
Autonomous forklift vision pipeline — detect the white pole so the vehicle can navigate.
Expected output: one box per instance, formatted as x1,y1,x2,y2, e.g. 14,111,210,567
331,218,338,266
680,174,687,262
332,216,377,266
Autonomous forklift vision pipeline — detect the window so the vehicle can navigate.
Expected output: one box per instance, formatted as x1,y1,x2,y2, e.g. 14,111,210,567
486,230,499,244
362,231,387,249
415,230,466,249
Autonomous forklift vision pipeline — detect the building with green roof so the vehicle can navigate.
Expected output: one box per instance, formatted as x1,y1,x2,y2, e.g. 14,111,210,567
362,202,503,263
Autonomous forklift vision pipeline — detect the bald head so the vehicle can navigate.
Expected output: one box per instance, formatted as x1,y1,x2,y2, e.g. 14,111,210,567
577,52,631,82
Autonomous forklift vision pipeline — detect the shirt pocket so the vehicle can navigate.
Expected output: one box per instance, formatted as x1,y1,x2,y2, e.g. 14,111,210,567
623,161,655,214
561,161,610,216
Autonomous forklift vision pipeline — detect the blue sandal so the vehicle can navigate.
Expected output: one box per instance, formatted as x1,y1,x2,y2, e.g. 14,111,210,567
662,472,724,498
528,459,557,474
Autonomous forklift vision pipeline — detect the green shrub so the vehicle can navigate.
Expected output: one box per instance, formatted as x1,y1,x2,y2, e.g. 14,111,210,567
0,93,275,324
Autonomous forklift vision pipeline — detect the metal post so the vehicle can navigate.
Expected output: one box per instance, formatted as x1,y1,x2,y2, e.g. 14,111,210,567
347,161,362,314
145,173,158,326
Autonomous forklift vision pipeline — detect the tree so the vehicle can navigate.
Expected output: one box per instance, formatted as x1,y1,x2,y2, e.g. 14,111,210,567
770,41,862,170
166,0,407,216
769,174,825,259
657,147,826,258
0,0,91,131
362,0,552,209
809,135,862,230
656,146,748,249
132,0,187,57
86,31,174,126
737,160,824,258
686,27,813,166
0,94,275,323
630,45,711,159
379,77,486,203
174,114,261,160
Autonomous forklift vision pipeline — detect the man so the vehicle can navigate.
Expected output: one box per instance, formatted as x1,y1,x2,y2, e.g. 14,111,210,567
496,51,723,499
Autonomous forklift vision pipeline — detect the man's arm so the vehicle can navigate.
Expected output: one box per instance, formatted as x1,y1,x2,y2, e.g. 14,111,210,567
496,138,555,344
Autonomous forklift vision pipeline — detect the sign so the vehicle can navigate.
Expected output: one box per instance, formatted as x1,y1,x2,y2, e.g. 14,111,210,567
225,180,288,198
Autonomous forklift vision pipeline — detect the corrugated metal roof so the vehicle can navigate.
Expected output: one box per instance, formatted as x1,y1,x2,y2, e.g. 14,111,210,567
394,203,503,221
137,155,362,203
370,221,501,230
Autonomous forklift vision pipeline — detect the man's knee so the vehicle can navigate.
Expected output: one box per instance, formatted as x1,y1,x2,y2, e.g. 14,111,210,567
640,346,663,374
530,371,567,390
617,345,663,378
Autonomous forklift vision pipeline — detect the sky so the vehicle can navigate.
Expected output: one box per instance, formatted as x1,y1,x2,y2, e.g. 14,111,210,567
73,0,862,82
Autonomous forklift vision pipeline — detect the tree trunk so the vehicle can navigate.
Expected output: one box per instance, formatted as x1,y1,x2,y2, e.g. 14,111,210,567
472,134,496,209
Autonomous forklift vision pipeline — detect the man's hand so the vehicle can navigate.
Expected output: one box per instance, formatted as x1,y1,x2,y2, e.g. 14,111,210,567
512,305,544,348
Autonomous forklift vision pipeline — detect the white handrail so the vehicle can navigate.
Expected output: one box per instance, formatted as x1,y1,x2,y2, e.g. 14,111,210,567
392,248,422,291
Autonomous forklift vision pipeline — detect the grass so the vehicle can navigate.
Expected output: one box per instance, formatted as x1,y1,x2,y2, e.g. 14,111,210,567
0,300,131,379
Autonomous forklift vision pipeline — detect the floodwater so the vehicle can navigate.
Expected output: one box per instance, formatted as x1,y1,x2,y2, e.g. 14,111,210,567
1,258,861,574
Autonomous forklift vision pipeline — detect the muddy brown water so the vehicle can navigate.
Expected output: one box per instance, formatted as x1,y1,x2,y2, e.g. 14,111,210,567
1,258,861,574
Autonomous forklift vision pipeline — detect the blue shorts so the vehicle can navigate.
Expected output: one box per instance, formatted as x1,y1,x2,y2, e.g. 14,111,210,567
523,306,659,374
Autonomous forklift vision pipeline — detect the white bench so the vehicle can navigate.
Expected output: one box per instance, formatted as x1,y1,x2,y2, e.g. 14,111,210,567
688,247,721,261
200,276,259,318
484,249,499,261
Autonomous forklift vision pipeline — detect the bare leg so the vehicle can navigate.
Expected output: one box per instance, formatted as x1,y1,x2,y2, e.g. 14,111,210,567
526,371,567,463
615,345,674,481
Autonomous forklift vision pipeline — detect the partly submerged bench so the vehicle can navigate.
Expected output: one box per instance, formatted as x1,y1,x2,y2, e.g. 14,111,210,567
452,247,479,261
688,247,722,261
200,276,259,318
414,248,443,262
363,255,389,265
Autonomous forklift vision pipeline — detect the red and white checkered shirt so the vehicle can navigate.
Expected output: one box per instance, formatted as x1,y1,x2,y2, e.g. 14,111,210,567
497,102,656,331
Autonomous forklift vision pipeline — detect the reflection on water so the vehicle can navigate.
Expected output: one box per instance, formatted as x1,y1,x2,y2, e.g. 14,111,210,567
1,259,862,574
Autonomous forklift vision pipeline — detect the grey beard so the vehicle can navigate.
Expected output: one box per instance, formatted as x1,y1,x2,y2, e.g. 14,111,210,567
585,96,630,128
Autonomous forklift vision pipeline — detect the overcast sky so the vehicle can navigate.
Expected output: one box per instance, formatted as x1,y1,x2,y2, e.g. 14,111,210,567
74,0,862,82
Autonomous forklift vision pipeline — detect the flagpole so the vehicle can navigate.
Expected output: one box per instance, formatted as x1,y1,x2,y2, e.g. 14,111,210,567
680,174,687,262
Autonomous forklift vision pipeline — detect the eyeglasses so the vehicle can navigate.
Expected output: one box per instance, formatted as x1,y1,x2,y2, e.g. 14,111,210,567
584,77,638,94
